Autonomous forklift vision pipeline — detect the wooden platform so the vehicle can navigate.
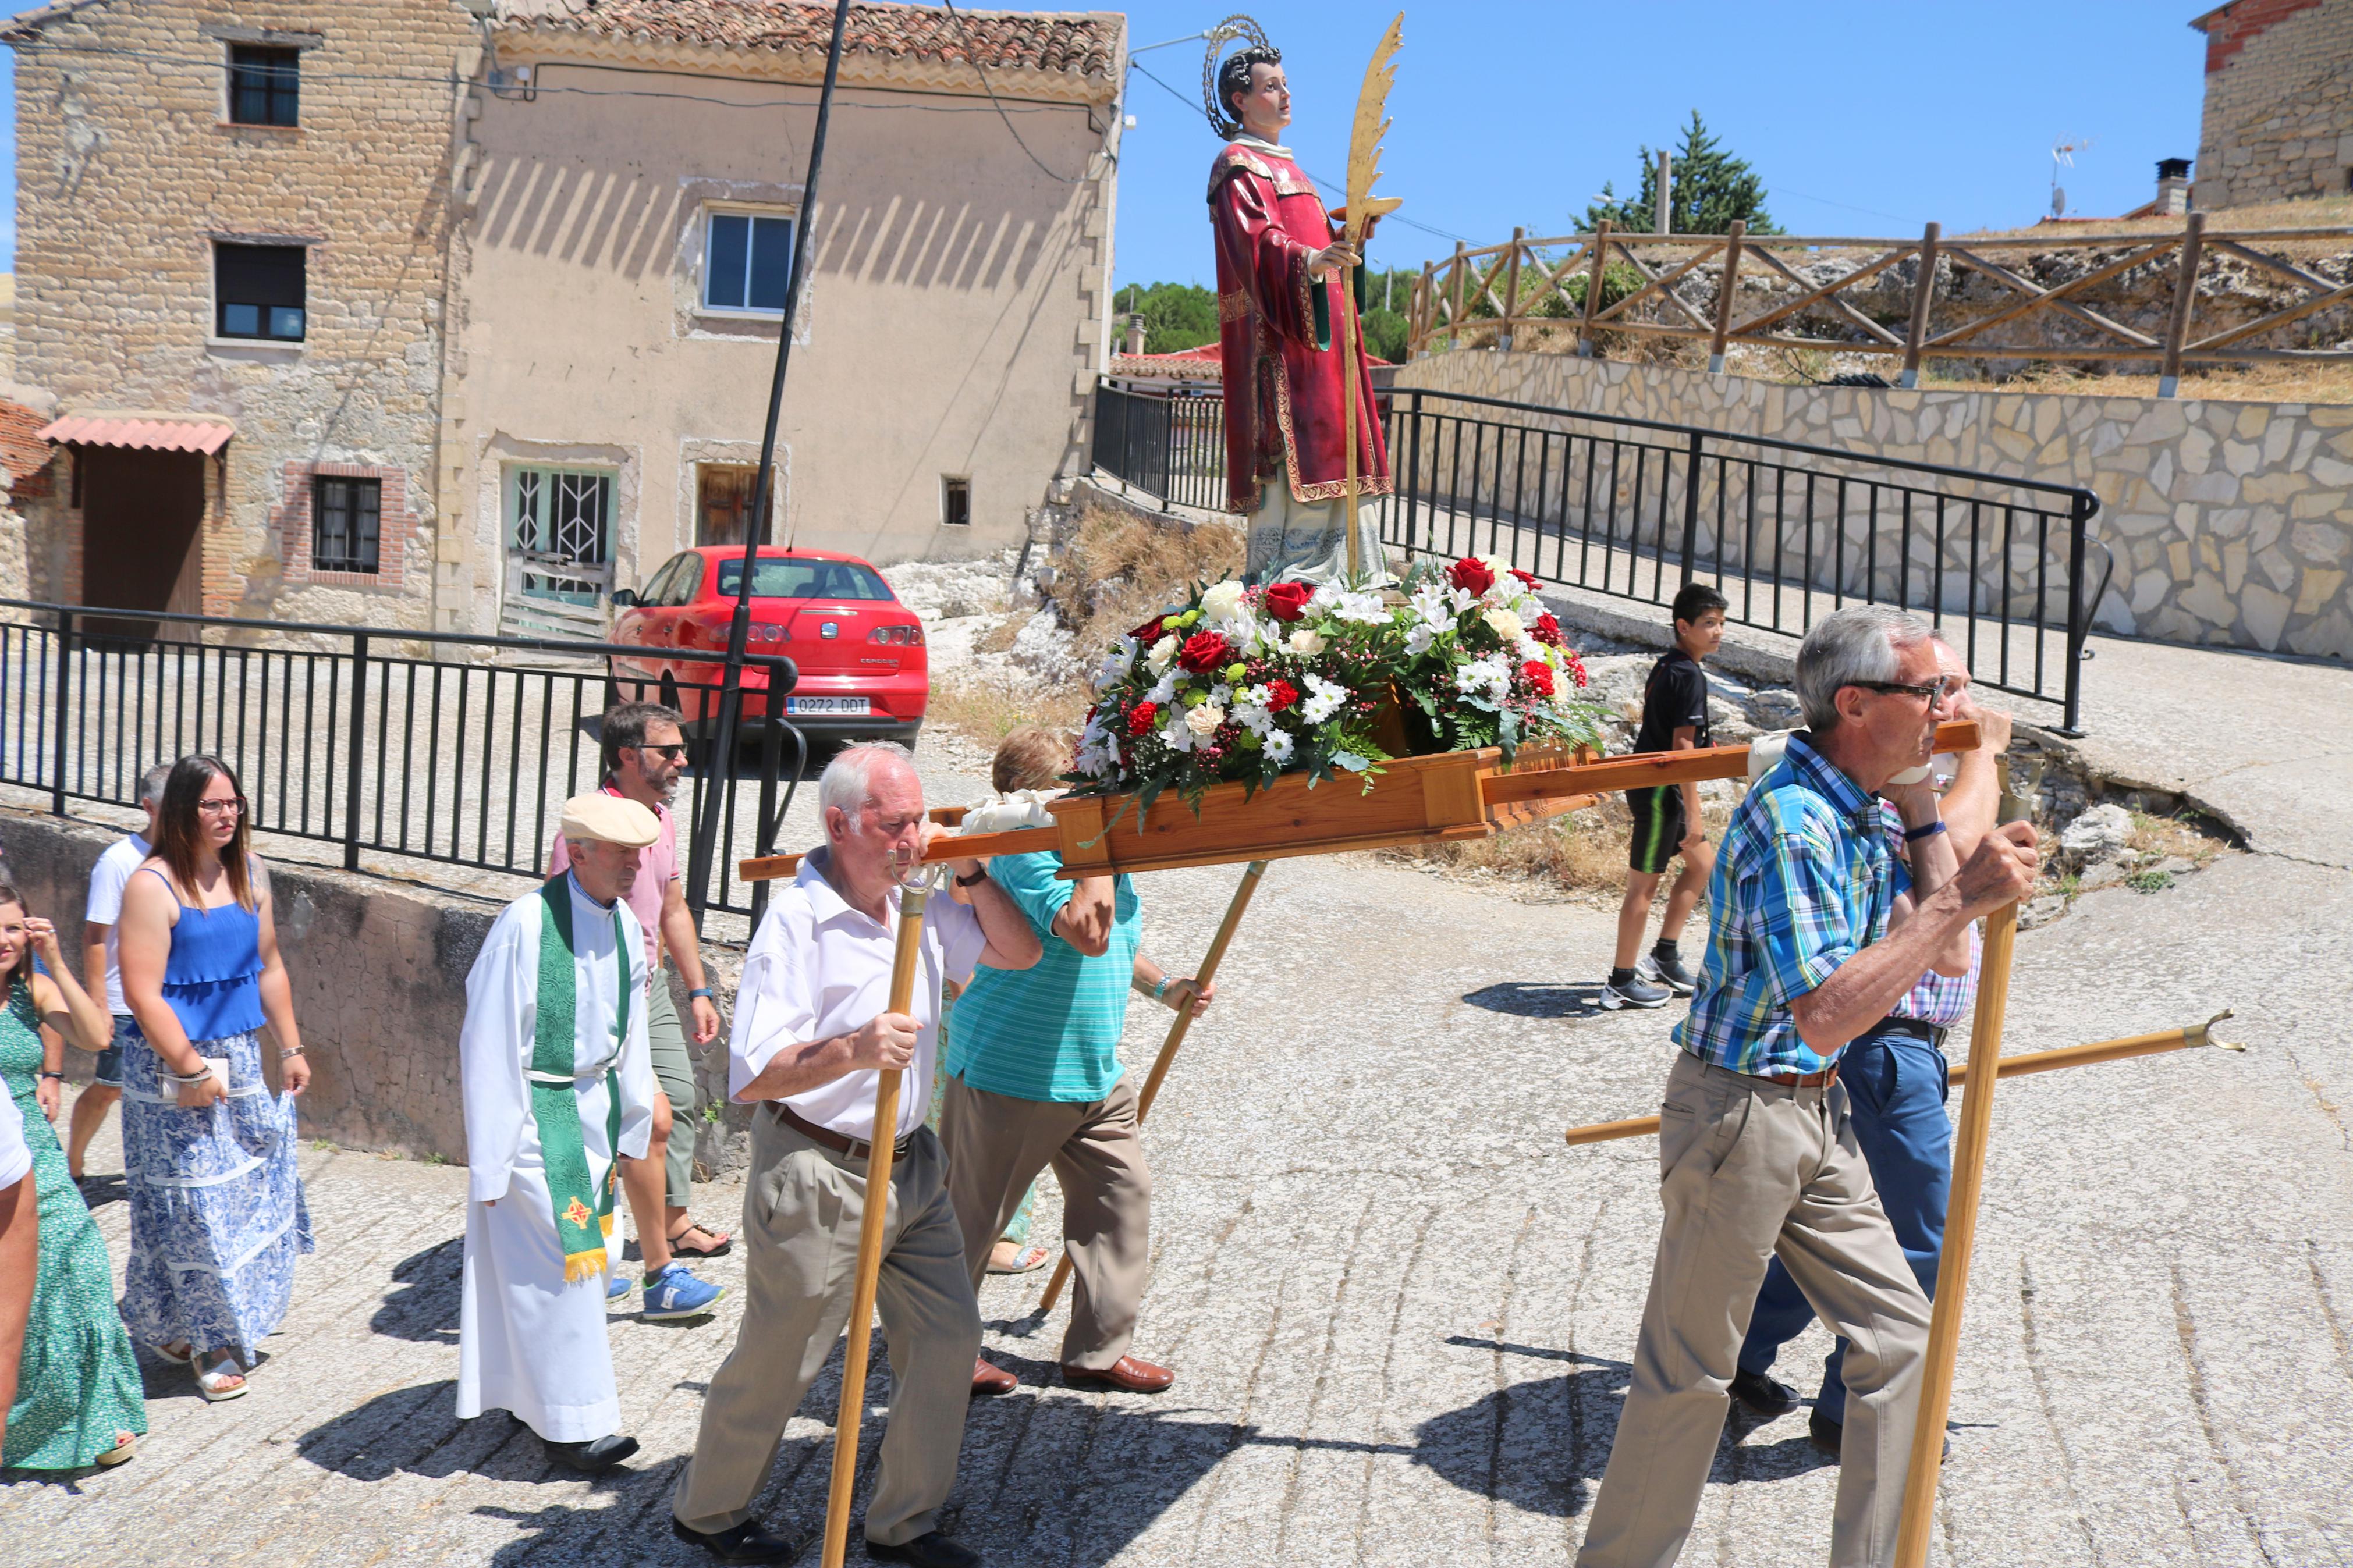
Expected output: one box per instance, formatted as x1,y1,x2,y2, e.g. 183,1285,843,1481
739,719,1982,883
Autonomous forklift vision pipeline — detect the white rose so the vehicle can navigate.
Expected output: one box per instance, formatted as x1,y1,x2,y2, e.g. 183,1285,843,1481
1482,607,1524,642
1186,702,1226,737
1147,634,1179,672
1199,580,1247,625
1287,627,1328,656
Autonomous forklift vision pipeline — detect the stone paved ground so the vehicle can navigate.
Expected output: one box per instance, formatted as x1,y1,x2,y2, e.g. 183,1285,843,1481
4,628,2351,1565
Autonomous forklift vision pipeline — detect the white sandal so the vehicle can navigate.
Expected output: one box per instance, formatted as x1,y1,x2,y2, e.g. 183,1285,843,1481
194,1354,248,1402
152,1342,192,1366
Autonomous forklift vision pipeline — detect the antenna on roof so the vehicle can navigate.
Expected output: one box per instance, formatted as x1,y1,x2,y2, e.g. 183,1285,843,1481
2050,137,2091,218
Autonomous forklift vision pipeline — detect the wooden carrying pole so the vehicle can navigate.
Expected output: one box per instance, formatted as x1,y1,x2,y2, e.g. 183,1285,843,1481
819,870,935,1568
1561,1012,2242,1146
1895,842,2025,1563
1037,860,1270,1314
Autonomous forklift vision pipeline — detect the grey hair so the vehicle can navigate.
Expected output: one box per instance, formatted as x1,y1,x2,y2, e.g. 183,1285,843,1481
1794,606,1933,731
138,763,173,806
818,741,919,823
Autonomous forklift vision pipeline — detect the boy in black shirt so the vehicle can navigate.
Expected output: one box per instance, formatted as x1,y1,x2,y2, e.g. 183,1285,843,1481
1604,582,1728,1009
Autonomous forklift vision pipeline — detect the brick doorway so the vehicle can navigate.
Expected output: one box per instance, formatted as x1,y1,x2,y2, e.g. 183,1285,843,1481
697,464,762,547
79,447,205,641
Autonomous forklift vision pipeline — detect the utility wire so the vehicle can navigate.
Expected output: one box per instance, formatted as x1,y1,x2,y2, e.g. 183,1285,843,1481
938,0,1087,183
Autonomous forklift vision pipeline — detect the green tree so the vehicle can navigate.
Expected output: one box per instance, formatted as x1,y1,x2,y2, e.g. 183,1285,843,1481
1112,281,1219,353
1582,111,1779,236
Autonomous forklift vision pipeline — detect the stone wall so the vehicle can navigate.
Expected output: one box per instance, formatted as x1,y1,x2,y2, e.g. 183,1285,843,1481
7,1,479,628
2192,0,2353,210
1390,350,2353,659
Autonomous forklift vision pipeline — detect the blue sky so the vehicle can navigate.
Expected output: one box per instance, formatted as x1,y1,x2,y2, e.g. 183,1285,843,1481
0,1,2212,282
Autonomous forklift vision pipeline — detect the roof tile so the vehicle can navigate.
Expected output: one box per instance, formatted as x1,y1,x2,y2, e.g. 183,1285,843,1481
540,1,1117,78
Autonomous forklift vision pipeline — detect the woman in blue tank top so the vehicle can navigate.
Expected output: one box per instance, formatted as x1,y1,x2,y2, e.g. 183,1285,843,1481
116,754,314,1401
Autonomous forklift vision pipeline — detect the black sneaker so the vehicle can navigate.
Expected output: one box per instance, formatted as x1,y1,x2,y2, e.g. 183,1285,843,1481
1602,970,1671,1010
1641,949,1698,995
1730,1367,1798,1417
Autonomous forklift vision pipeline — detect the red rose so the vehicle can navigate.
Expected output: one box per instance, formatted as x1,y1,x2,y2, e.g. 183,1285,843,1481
1521,660,1556,698
1510,568,1542,591
1263,581,1314,622
1126,702,1158,736
1447,557,1495,596
1264,678,1300,712
1530,612,1564,648
1128,613,1172,643
1178,630,1233,674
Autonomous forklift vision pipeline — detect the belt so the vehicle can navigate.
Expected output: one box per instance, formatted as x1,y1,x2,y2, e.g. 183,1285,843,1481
773,1101,913,1163
1873,1016,1950,1050
1751,1064,1839,1089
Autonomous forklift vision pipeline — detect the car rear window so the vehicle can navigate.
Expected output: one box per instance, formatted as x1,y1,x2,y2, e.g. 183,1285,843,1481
716,558,893,601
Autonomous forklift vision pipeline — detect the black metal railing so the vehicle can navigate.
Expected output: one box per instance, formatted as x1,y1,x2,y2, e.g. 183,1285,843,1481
0,600,805,922
1091,379,2107,733
1090,378,1229,514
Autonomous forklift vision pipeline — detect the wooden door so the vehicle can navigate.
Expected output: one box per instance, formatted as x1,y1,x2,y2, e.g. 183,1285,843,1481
78,447,205,642
697,465,760,548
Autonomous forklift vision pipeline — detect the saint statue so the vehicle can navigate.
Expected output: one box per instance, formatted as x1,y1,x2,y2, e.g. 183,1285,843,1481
1205,25,1392,584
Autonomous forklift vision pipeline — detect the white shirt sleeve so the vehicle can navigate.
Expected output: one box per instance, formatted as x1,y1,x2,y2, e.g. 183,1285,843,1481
0,1085,28,1191
459,903,534,1205
729,907,818,1104
613,915,656,1161
86,840,138,925
932,896,988,989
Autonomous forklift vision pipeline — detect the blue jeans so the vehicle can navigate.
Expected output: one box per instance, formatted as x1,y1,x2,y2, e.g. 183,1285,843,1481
1737,1025,1951,1423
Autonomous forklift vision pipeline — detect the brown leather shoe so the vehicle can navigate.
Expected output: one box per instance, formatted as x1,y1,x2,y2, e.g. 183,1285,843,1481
970,1356,1018,1397
1062,1355,1173,1393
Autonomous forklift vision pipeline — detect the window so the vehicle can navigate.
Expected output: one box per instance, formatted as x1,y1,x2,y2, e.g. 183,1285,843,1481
311,475,379,573
648,552,703,606
716,557,892,601
215,243,305,341
509,466,613,605
702,210,794,313
942,476,971,528
227,45,299,127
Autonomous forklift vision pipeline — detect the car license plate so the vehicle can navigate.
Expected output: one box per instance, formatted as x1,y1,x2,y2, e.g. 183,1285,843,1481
786,696,871,716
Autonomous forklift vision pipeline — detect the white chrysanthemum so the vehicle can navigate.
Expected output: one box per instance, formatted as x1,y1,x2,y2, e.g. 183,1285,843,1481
1146,634,1179,673
1199,579,1247,625
1186,702,1225,737
1516,634,1551,664
1231,701,1273,737
1301,673,1350,724
1333,591,1390,626
1454,657,1511,699
1143,670,1177,705
1287,627,1329,656
1264,728,1296,763
1482,606,1524,642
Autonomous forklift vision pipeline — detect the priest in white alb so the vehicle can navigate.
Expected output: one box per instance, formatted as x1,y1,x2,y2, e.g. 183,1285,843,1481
457,792,661,1473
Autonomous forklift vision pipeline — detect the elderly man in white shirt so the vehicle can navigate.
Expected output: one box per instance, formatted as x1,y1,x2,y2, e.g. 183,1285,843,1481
672,742,1041,1568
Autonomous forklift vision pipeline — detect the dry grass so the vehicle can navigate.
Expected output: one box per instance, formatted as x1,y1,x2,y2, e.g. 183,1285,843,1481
1918,358,2353,406
1040,505,1243,659
1956,194,2353,246
922,676,1091,752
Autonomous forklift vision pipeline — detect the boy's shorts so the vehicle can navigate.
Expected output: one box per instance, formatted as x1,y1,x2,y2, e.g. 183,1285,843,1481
1627,786,1687,874
93,1014,133,1087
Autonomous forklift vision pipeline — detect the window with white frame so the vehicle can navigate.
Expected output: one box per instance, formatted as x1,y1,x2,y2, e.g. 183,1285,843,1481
702,208,795,314
507,465,613,604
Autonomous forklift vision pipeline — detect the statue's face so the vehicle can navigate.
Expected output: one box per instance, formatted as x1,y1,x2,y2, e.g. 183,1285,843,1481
1232,62,1290,138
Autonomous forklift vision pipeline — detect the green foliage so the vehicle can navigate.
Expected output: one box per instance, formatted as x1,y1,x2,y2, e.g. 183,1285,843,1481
2126,869,2175,895
1112,281,1219,353
1582,111,1779,236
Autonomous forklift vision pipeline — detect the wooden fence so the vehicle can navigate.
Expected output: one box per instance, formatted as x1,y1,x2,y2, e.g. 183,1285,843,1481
1406,216,2353,391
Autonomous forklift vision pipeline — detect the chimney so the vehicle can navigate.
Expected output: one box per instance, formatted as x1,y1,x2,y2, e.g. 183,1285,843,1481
1124,314,1147,357
2155,158,2193,216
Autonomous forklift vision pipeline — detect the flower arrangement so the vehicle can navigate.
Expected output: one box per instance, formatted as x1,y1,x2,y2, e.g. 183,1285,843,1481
1070,556,1604,813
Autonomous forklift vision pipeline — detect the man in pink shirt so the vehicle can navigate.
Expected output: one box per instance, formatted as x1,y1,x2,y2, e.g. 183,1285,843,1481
549,702,726,1320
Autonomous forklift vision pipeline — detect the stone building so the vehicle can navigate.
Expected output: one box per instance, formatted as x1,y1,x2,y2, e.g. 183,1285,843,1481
2,0,1124,639
2189,0,2353,210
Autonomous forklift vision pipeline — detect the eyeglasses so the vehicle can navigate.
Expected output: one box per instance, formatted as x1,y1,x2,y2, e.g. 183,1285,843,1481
1849,678,1954,703
196,796,247,816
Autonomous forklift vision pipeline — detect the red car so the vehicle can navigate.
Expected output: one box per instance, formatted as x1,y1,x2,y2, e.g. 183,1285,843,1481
609,546,927,748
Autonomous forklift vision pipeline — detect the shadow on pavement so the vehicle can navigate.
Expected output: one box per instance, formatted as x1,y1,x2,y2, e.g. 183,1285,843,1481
297,1380,560,1484
371,1237,464,1345
1461,980,1613,1019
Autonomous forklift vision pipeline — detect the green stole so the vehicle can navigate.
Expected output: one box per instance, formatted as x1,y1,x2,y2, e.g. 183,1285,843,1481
531,874,631,1283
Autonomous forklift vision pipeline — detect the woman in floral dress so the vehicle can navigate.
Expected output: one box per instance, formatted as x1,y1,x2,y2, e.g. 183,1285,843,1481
0,881,147,1469
116,755,314,1400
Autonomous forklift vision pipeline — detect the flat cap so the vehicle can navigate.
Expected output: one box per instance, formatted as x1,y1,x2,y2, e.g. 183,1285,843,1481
560,792,661,848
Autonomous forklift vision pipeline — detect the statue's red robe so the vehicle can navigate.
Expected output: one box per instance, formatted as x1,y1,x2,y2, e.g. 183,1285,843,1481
1208,138,1392,517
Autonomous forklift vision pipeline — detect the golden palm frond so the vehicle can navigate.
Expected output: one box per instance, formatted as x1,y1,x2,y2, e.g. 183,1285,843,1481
1343,13,1406,247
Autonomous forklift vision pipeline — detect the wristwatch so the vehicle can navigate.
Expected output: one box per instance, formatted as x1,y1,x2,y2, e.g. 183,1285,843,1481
955,867,989,888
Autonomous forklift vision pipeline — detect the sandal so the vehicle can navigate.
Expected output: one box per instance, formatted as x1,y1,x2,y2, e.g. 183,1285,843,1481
666,1220,732,1258
987,1242,1054,1275
152,1342,193,1366
195,1353,248,1402
93,1431,138,1467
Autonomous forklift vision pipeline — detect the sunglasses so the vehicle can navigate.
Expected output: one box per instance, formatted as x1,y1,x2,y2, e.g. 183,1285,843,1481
1849,678,1954,703
632,744,690,762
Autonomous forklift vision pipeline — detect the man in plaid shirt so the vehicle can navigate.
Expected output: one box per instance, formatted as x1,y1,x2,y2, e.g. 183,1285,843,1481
1579,608,2039,1568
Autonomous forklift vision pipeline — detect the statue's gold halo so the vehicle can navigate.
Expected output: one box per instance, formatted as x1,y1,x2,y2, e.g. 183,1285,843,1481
1201,14,1273,140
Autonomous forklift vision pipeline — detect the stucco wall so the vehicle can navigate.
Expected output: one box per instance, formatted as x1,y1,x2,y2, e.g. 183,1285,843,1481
8,0,478,629
442,45,1119,635
1391,351,2353,659
2192,0,2353,210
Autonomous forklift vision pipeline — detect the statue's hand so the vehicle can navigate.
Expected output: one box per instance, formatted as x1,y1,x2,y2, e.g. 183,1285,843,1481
1308,240,1361,280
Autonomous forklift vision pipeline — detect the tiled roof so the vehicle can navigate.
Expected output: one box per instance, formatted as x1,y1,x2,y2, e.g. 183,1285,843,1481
536,1,1119,79
0,400,52,483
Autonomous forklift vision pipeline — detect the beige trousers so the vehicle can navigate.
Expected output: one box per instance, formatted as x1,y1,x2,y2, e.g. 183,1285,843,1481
939,1073,1151,1370
1578,1051,1932,1568
671,1113,980,1548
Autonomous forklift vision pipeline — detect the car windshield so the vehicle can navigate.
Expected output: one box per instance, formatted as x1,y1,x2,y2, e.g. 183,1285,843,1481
716,558,893,601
